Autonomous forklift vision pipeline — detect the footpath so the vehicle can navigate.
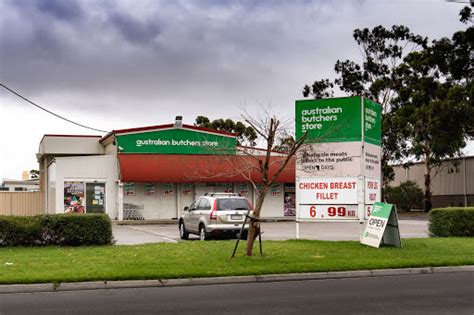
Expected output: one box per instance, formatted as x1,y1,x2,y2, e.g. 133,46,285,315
1,266,472,294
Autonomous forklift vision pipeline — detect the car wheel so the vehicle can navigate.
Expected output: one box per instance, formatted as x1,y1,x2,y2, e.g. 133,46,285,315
179,221,189,240
199,224,209,241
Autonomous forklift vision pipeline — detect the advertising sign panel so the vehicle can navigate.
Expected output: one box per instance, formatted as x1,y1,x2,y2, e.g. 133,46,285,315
298,204,358,220
117,128,237,155
295,96,382,225
297,177,359,221
296,142,361,177
363,143,382,178
298,177,358,205
361,202,401,248
363,98,382,146
295,96,362,143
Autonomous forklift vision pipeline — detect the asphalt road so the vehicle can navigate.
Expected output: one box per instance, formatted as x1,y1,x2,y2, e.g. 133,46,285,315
113,220,429,245
1,272,472,314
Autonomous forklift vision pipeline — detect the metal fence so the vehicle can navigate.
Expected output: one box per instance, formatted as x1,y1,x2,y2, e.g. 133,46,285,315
0,191,45,216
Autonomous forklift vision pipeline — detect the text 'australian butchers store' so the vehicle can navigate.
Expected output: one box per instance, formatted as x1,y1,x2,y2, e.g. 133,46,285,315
295,96,382,222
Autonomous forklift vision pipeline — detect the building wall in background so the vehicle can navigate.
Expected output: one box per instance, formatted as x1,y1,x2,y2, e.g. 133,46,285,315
391,156,473,208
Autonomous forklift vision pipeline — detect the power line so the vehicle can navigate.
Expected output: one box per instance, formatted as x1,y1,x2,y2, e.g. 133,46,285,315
0,83,108,133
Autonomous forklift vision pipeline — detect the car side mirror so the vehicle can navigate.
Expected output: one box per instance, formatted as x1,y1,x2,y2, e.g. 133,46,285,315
183,206,189,211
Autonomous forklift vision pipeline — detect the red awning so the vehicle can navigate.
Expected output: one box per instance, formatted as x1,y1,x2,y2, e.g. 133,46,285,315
118,154,295,183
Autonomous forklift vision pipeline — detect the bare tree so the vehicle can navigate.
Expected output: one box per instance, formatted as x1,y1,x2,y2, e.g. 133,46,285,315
239,112,306,256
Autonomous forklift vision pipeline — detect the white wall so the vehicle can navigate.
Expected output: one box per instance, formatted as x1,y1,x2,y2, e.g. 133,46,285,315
255,183,285,218
47,162,56,214
177,183,195,218
52,155,118,217
39,136,104,156
123,183,177,220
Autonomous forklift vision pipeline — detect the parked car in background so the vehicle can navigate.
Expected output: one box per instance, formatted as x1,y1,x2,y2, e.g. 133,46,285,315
178,193,253,240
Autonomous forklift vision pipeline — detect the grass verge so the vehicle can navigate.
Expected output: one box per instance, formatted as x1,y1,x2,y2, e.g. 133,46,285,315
1,238,473,284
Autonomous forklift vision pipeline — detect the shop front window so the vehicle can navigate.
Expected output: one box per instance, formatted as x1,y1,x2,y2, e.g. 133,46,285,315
86,183,106,213
64,181,85,213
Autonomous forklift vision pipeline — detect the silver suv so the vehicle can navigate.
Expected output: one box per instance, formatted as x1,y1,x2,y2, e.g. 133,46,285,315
178,193,253,240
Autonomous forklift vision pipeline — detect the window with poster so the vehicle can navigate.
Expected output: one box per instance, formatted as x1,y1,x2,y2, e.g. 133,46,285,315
284,184,296,217
64,181,85,213
64,181,106,213
86,183,106,213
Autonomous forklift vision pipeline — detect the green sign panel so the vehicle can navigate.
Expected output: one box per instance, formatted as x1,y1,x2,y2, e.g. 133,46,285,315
363,98,382,146
360,202,402,248
295,96,381,145
116,128,237,155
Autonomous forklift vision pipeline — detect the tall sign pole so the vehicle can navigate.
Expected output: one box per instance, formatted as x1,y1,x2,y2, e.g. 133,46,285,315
295,96,382,238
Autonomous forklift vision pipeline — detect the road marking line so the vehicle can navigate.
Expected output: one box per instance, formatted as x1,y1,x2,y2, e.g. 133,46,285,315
126,226,178,243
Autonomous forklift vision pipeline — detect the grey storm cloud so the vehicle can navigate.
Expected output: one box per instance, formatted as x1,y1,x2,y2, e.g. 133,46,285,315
109,11,162,45
0,0,466,121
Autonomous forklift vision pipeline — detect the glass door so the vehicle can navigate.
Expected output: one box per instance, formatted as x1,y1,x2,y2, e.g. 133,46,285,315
86,183,106,213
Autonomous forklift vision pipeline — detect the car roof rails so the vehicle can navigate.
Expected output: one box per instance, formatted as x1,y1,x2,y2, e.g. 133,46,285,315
204,192,242,197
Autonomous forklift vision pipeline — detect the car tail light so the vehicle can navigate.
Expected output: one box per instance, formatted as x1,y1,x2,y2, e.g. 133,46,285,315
246,198,253,210
210,210,217,220
210,199,218,220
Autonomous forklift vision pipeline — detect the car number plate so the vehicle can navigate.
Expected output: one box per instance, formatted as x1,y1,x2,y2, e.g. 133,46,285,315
231,215,242,220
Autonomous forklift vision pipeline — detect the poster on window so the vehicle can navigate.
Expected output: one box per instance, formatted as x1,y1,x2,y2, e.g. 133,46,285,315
284,192,296,216
144,183,156,196
271,184,281,196
163,183,174,196
239,183,249,196
124,182,135,196
182,183,192,196
224,183,234,193
64,181,85,213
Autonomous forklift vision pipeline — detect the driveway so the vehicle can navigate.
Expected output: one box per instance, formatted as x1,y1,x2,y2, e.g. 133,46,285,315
113,220,429,245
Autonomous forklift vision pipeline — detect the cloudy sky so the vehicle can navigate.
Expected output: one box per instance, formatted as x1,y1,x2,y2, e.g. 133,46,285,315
0,0,471,180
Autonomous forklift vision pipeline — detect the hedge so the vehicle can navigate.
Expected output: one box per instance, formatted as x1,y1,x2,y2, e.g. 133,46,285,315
0,214,113,246
429,207,474,237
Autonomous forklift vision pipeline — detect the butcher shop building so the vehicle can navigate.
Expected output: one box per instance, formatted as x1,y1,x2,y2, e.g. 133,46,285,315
37,118,296,220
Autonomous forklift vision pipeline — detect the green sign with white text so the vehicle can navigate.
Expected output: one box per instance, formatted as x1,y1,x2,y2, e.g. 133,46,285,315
360,202,401,248
116,128,237,155
363,98,382,146
295,96,362,143
295,96,381,145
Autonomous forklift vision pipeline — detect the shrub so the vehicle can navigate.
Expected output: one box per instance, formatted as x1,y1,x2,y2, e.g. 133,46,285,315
429,207,474,237
41,214,113,246
0,214,113,246
0,216,42,246
384,181,424,211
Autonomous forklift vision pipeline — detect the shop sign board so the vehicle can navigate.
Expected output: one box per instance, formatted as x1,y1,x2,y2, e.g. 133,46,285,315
297,177,359,221
116,128,237,155
295,96,382,223
295,96,381,145
296,142,361,177
361,202,402,248
298,204,358,220
365,177,381,202
298,177,358,204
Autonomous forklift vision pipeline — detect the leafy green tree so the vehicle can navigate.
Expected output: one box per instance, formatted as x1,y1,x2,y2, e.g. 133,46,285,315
303,25,427,187
195,116,258,146
384,181,424,212
390,13,473,211
272,133,295,153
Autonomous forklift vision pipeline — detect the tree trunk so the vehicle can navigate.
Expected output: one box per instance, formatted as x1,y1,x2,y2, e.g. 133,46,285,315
246,186,268,256
423,158,432,212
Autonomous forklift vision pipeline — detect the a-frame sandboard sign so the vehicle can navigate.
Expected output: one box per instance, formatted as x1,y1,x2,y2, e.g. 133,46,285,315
361,202,402,248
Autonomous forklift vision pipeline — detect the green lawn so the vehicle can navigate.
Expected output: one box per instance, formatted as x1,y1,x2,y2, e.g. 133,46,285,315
1,238,473,284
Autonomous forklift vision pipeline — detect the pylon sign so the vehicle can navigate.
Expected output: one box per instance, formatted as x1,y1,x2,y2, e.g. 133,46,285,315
295,96,381,222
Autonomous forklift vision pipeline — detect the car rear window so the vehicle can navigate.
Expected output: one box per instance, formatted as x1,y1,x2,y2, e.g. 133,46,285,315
216,198,251,211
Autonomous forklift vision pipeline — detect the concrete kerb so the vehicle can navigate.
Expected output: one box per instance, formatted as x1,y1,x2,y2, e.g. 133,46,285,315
1,266,472,294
